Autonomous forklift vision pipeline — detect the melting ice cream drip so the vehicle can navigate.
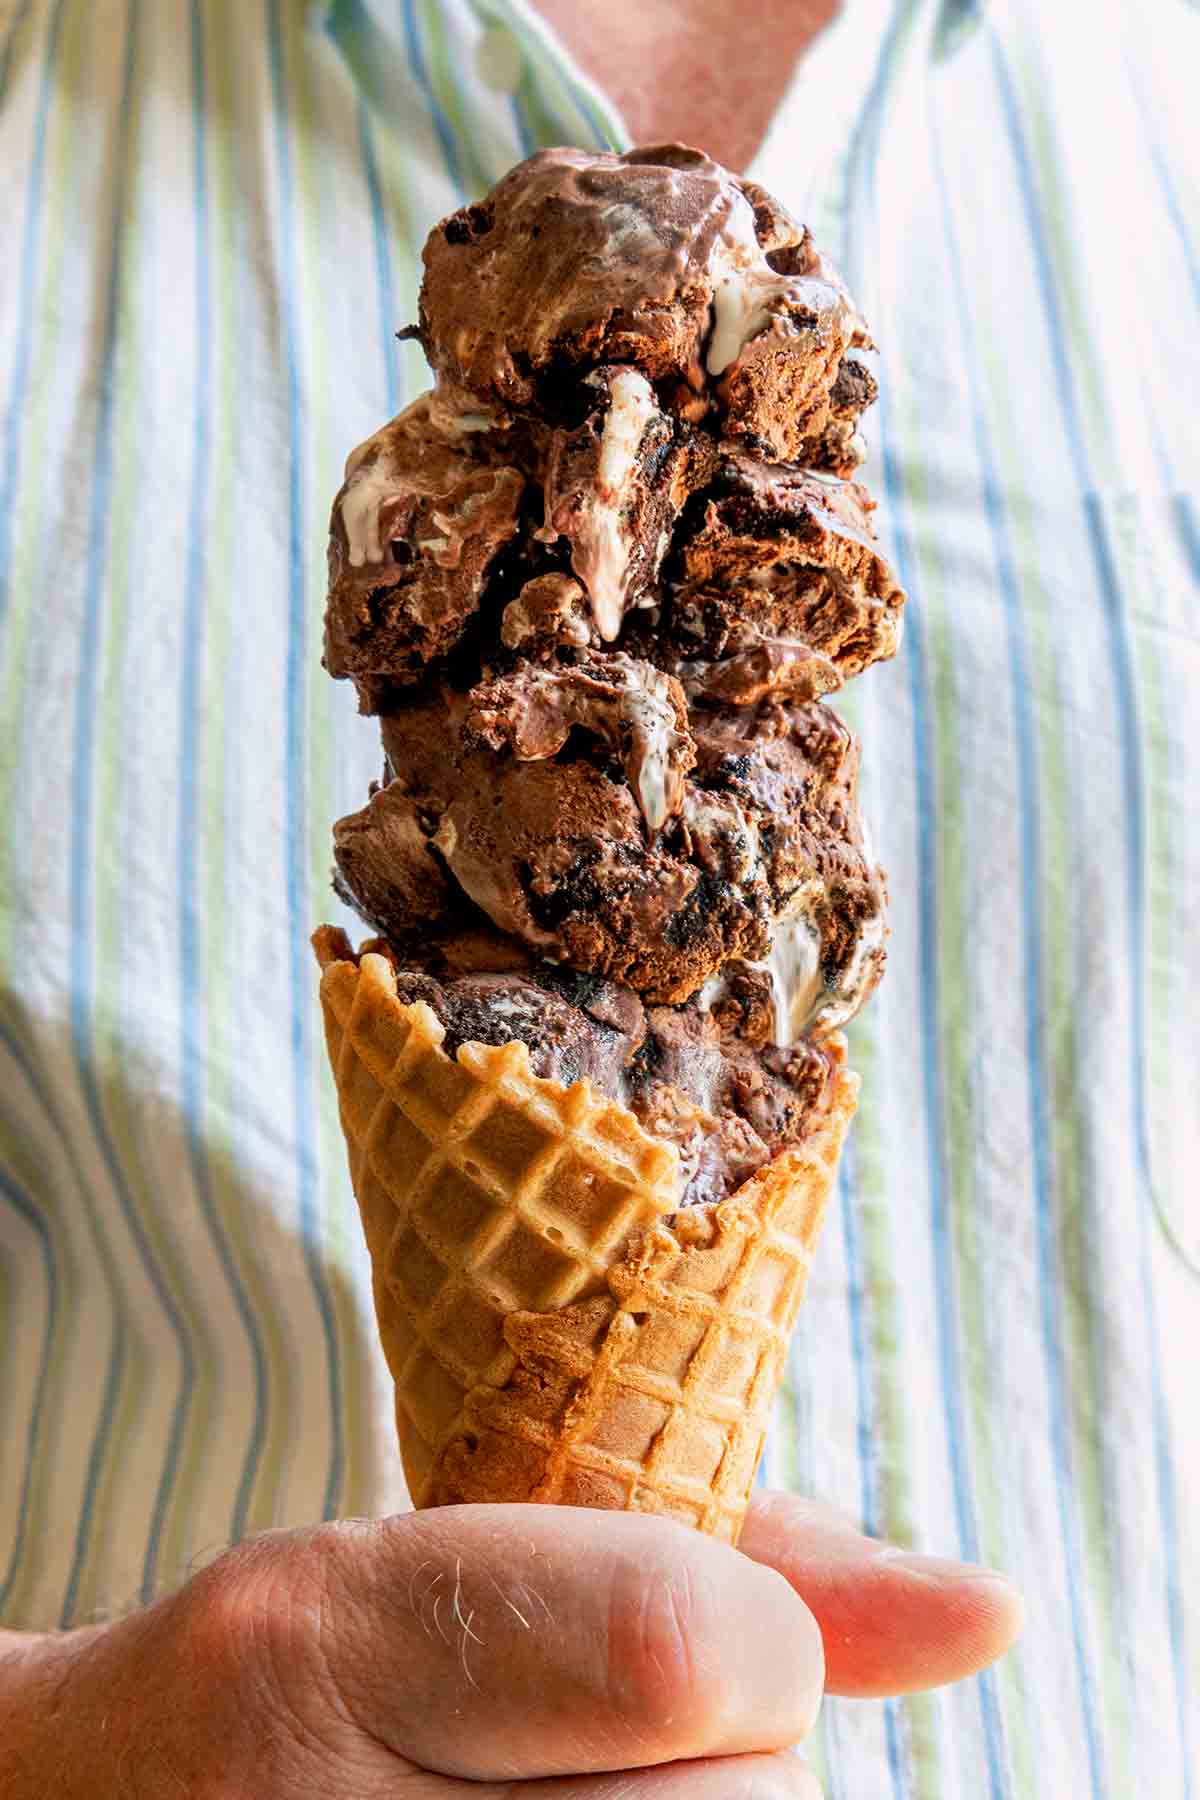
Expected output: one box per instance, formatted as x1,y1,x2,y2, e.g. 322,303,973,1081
340,432,400,567
574,367,658,641
760,911,825,1047
464,655,690,835
622,665,687,832
760,903,888,1043
682,789,760,881
426,389,497,436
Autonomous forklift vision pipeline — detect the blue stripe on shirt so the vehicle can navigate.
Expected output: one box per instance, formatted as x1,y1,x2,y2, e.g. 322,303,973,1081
0,1020,131,1627
356,94,404,417
400,0,467,197
892,479,1009,1800
1131,81,1200,310
928,75,1101,1796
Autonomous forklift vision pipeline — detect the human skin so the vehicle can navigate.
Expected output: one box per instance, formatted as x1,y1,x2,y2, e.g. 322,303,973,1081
0,1497,1021,1798
535,0,841,172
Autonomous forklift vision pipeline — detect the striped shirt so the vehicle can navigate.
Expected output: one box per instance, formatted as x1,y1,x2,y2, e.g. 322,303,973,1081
1,0,1196,1793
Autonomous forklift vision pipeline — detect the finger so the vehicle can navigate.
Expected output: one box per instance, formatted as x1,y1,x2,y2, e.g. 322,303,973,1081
314,1505,825,1782
739,1493,1024,1697
505,1750,823,1798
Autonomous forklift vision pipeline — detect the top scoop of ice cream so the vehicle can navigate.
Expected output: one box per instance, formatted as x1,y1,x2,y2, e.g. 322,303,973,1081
418,144,871,463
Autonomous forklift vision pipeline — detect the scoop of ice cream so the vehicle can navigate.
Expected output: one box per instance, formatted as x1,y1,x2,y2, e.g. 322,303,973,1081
418,144,871,463
325,152,898,705
656,452,905,705
331,663,885,1019
384,951,844,1206
325,383,904,707
324,390,526,705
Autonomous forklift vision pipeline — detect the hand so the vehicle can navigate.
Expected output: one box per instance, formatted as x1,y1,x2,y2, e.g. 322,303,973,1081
0,1496,1021,1798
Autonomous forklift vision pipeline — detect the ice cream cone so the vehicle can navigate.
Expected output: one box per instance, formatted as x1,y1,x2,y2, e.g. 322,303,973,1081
314,925,858,1543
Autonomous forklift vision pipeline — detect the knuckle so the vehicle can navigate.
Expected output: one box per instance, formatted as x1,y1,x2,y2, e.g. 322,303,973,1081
606,1528,727,1750
179,1528,353,1763
183,1534,298,1682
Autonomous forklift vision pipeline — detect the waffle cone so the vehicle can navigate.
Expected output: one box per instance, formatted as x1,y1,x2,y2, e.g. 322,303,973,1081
314,925,858,1543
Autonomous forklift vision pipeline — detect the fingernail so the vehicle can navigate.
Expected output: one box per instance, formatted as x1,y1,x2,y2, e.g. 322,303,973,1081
874,1548,1013,1585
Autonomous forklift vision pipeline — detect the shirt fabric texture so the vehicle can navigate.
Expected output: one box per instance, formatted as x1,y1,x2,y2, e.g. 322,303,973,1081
0,0,1197,1794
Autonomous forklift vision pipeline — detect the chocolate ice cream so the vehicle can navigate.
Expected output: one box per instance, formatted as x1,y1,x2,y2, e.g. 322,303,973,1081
322,144,905,1203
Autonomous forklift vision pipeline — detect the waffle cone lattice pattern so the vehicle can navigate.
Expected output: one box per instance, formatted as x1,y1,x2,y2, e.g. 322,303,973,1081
315,926,858,1541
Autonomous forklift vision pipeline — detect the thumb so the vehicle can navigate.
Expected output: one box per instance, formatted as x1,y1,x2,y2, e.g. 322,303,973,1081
310,1505,825,1782
738,1492,1024,1697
